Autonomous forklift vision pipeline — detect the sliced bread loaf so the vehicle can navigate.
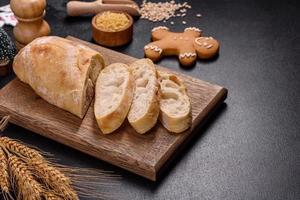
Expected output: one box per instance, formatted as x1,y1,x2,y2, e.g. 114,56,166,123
158,71,192,133
94,63,134,134
127,59,159,134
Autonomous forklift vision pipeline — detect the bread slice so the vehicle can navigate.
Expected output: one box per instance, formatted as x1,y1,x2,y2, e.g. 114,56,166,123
127,59,159,134
158,71,192,133
94,63,134,134
13,36,105,118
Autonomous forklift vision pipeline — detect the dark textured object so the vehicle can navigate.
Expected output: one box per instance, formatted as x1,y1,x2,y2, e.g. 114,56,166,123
0,28,16,76
0,0,299,200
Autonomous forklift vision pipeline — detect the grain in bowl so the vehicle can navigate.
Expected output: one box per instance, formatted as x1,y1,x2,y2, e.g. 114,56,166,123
94,11,130,32
92,11,133,47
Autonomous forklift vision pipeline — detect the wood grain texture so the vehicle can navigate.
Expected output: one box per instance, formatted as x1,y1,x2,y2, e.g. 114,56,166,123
0,36,227,181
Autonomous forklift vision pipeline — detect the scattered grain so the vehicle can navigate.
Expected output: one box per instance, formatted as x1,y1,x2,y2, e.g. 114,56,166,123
140,0,192,22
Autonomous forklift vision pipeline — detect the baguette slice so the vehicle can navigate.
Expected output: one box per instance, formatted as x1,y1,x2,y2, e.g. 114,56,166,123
127,59,159,134
158,71,192,133
13,36,105,118
94,63,134,134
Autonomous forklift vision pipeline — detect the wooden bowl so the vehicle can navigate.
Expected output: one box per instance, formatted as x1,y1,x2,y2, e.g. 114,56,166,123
92,11,133,47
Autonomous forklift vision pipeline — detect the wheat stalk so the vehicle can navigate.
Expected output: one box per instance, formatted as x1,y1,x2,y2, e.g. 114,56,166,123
0,137,43,160
28,158,79,200
0,147,10,200
0,137,119,200
8,155,43,200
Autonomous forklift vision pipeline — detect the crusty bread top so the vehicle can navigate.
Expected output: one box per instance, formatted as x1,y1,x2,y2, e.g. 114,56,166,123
94,63,131,117
14,36,100,87
13,36,104,118
158,71,190,118
128,58,158,121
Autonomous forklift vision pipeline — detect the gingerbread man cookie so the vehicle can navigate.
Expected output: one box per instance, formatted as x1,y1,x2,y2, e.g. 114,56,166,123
144,26,219,66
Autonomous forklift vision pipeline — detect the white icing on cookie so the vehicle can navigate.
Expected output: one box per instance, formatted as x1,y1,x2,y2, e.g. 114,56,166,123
184,27,202,33
206,44,213,49
195,38,202,46
195,37,209,46
144,45,162,54
179,52,197,59
195,37,214,49
151,26,169,32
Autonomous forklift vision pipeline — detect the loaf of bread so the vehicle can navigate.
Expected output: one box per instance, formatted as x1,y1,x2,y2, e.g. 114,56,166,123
158,71,192,133
94,63,134,134
13,36,105,118
127,59,159,134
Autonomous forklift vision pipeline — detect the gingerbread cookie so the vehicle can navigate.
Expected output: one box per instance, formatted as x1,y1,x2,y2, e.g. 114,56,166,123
144,26,219,66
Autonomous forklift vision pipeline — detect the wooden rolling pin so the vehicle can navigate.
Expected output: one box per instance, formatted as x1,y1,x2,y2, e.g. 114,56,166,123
67,0,140,17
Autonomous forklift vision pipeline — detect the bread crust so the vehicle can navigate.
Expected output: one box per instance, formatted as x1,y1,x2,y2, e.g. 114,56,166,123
158,71,192,133
94,63,134,134
13,36,105,118
127,59,160,134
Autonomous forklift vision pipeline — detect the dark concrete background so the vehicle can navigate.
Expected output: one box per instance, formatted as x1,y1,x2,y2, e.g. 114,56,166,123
1,0,299,199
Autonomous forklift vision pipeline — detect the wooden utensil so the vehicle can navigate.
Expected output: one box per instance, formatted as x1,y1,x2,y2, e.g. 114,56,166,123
10,0,51,49
92,11,133,47
67,0,140,17
0,36,227,181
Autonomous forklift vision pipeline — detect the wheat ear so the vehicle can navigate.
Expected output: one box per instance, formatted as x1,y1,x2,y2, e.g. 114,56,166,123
43,191,64,200
0,137,43,159
8,155,43,200
0,147,10,200
28,158,79,200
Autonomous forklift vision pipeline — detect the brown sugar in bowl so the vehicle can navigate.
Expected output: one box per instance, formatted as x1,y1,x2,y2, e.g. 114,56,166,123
92,11,133,47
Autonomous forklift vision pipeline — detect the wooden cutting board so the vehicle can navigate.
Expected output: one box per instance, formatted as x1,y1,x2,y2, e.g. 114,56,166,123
0,36,227,181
